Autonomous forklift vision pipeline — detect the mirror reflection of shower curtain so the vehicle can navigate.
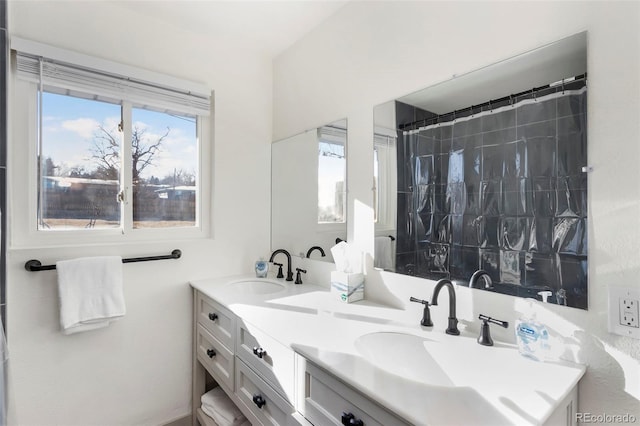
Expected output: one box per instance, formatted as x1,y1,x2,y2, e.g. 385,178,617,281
396,83,588,308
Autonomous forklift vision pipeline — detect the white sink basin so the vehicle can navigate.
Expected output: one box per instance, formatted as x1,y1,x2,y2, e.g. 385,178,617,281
354,332,454,387
225,279,286,294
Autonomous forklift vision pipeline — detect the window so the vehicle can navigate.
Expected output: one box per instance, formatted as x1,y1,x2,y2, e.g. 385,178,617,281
130,108,197,229
317,125,346,224
40,92,122,230
11,38,211,246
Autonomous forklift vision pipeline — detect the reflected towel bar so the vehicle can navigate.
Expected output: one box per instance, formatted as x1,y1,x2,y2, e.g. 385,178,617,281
24,249,182,272
337,236,395,244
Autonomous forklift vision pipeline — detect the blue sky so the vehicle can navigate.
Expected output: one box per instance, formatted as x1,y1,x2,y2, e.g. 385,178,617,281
42,92,198,181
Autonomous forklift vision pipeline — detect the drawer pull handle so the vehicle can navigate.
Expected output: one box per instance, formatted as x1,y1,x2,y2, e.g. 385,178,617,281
342,412,364,426
208,313,218,321
206,349,216,358
252,394,266,409
252,347,267,359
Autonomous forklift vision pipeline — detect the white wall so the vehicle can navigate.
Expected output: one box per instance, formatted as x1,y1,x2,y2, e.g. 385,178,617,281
7,1,272,424
274,0,640,419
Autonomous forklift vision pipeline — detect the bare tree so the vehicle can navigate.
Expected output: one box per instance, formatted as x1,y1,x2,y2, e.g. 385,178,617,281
91,125,120,180
159,168,196,186
91,125,170,182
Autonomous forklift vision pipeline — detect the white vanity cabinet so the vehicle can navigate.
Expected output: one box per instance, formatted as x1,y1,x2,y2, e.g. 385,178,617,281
196,324,235,391
236,321,296,401
192,290,297,426
235,358,296,425
294,353,580,426
234,321,296,425
192,292,238,426
295,356,411,426
193,292,236,394
543,386,579,426
191,283,583,426
196,291,236,349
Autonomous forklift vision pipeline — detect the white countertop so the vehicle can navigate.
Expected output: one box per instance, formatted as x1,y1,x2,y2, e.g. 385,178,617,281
191,274,586,426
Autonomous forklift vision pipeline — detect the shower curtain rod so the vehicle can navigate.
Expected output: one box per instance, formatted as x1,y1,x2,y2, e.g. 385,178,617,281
399,73,587,132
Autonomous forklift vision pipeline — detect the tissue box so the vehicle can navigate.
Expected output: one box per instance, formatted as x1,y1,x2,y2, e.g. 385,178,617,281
331,272,364,303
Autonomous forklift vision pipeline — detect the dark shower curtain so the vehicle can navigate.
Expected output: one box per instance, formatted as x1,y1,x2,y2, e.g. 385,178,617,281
395,81,588,309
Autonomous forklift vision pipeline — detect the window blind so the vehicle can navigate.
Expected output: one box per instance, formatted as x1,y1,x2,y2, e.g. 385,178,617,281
317,125,347,144
14,46,210,117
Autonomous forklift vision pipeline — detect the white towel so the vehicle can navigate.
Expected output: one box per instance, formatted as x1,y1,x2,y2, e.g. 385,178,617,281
56,256,126,335
201,387,245,426
201,404,248,426
374,236,394,270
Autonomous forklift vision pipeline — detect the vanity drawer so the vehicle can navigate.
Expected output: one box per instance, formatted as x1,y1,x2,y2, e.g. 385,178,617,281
297,357,409,426
235,357,295,426
196,324,235,392
196,291,235,350
236,320,295,401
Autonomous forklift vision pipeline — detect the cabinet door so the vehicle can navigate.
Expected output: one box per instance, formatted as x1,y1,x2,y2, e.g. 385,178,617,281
196,292,235,349
544,386,578,426
236,320,295,401
235,358,296,426
196,324,235,391
296,357,410,426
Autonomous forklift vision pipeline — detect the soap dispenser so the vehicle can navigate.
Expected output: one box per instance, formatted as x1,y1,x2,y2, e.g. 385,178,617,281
255,257,269,278
515,299,550,361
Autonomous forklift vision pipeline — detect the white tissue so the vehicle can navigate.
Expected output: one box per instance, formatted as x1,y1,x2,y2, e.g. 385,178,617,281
330,241,363,273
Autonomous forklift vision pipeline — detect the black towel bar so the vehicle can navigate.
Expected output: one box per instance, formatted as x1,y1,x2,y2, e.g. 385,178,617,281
337,236,395,244
24,249,182,272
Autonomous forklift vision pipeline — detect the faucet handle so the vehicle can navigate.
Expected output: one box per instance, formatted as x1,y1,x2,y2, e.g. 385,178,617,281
295,268,307,284
273,262,284,278
477,314,509,346
409,297,433,327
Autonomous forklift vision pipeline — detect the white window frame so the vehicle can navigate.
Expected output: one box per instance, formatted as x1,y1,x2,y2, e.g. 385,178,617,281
373,131,397,235
9,39,213,248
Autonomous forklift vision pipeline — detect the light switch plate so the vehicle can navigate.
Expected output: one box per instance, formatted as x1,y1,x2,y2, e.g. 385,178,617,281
608,286,640,339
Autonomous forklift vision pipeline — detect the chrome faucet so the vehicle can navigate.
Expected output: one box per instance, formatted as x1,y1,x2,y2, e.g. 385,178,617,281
269,249,294,281
469,270,493,289
431,279,460,335
306,246,326,259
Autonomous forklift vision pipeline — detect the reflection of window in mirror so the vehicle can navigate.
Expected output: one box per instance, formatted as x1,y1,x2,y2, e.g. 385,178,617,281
373,133,396,231
317,125,346,223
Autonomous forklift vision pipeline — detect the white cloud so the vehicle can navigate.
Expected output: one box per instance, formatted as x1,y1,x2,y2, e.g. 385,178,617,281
61,118,100,139
132,120,150,131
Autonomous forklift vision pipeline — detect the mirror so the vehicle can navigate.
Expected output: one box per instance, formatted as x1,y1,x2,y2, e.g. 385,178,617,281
272,119,347,262
373,33,588,309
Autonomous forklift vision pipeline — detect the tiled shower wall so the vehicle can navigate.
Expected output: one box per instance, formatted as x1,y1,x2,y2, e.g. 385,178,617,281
395,82,588,309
